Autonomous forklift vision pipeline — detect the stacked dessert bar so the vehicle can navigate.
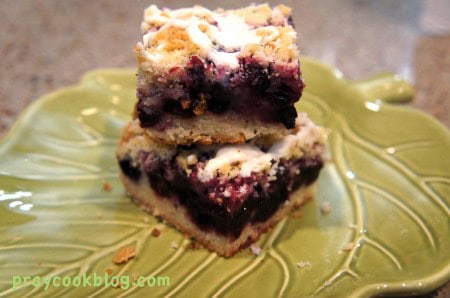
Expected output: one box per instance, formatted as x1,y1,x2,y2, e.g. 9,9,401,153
117,4,327,257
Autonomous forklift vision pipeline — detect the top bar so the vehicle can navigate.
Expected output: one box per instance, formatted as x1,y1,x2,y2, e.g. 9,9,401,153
135,4,305,144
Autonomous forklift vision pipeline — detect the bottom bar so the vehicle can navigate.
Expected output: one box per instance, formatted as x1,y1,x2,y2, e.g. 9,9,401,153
116,113,327,257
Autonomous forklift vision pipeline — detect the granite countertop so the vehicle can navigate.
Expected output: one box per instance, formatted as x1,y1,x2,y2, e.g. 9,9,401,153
0,0,449,136
0,0,449,296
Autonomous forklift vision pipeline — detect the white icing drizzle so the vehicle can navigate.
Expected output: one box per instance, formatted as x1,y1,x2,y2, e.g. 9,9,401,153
140,5,284,69
186,22,212,54
208,51,240,69
198,114,327,181
214,15,261,52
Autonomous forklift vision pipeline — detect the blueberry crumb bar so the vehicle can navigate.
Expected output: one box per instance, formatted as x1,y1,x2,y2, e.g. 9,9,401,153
117,113,326,256
135,4,305,144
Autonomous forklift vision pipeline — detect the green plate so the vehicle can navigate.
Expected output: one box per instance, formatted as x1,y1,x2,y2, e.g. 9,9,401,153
0,58,449,297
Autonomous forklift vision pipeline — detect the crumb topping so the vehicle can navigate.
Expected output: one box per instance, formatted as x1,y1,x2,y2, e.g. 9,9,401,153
137,4,299,72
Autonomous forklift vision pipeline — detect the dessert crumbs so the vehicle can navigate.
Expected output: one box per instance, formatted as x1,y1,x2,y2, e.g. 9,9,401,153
324,280,332,287
296,261,312,268
250,244,262,256
348,223,357,230
105,268,114,275
113,246,136,264
342,243,355,251
171,241,179,249
151,228,161,237
320,201,331,214
103,181,113,192
143,216,150,224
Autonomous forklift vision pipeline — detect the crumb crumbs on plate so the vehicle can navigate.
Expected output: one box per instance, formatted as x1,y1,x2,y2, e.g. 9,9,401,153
151,228,161,237
250,244,262,256
320,201,331,214
113,246,136,264
342,242,355,251
105,267,114,275
103,181,113,192
324,280,332,287
171,241,179,249
143,216,149,224
348,223,357,230
296,261,312,268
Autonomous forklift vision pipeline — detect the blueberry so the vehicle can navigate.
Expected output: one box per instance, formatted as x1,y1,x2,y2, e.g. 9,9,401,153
269,84,296,106
187,57,206,90
119,158,141,181
278,106,297,129
162,99,193,117
137,101,161,127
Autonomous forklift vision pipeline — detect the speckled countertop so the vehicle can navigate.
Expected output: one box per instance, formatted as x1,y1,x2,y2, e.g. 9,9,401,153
0,0,449,136
0,0,449,296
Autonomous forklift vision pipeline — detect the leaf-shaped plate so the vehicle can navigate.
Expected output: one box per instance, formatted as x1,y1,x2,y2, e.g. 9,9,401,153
0,58,449,297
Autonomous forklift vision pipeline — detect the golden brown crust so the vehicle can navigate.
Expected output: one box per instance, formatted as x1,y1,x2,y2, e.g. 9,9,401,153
116,120,176,162
134,115,291,145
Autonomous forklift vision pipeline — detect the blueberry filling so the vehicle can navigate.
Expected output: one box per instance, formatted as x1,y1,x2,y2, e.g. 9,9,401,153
137,57,304,129
244,62,270,91
207,82,231,113
277,106,298,129
121,151,323,239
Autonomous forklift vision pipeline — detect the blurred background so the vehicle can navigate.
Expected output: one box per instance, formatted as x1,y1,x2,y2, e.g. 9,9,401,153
0,0,448,296
0,0,449,137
